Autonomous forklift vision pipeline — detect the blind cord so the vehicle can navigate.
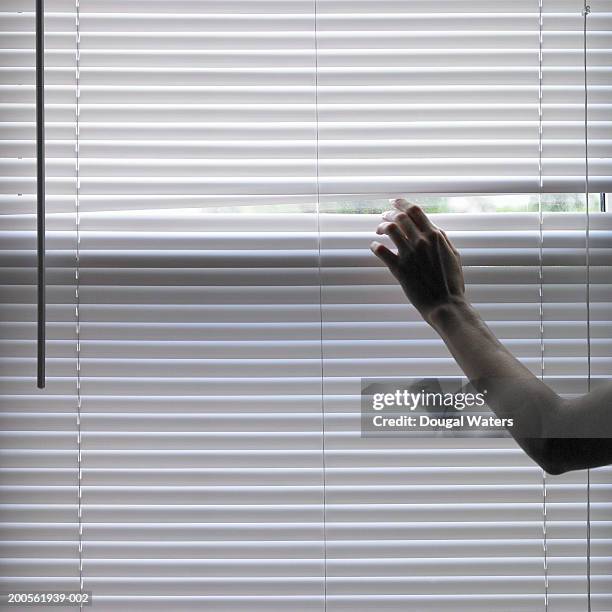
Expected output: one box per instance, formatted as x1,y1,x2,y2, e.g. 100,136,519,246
313,1,328,608
537,1,548,605
35,0,46,389
582,2,592,610
74,0,84,606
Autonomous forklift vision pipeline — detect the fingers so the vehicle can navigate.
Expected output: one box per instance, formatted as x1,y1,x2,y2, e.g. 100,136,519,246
377,199,460,261
376,221,409,252
370,241,398,270
381,209,420,243
392,198,437,233
391,198,412,212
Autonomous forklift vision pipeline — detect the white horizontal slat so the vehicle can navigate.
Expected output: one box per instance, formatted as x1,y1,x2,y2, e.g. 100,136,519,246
1,338,609,359
2,534,606,558
2,32,610,53
9,519,605,541
4,321,609,342
1,13,594,33
4,49,612,69
2,283,608,305
2,84,610,105
3,157,612,182
0,211,599,230
1,357,609,378
0,297,606,317
4,140,612,162
5,0,611,14
1,554,609,578
3,501,611,523
0,575,595,596
4,211,610,231
3,0,611,13
2,251,612,270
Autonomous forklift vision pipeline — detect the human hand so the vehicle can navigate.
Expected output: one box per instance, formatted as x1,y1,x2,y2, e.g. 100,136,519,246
370,198,467,325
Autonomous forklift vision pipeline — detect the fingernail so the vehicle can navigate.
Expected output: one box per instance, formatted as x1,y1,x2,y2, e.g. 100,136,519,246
370,241,380,251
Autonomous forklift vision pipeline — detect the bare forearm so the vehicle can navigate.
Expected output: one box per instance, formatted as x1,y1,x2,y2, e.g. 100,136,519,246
429,299,541,382
428,299,565,472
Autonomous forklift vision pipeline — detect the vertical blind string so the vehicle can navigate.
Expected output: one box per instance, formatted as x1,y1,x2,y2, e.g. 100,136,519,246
74,0,84,607
582,2,592,610
313,0,328,609
537,1,548,608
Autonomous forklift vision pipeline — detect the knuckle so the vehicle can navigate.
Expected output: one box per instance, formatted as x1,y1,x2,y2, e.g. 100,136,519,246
397,249,411,263
407,204,422,215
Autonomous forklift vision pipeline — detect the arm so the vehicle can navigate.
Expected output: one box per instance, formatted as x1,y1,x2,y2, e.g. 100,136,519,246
371,199,612,474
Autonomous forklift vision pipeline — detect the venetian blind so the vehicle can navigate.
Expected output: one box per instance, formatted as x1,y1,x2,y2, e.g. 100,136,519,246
0,1,611,611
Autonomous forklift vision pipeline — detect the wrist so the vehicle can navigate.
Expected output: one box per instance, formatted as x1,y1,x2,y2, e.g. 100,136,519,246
426,297,475,332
